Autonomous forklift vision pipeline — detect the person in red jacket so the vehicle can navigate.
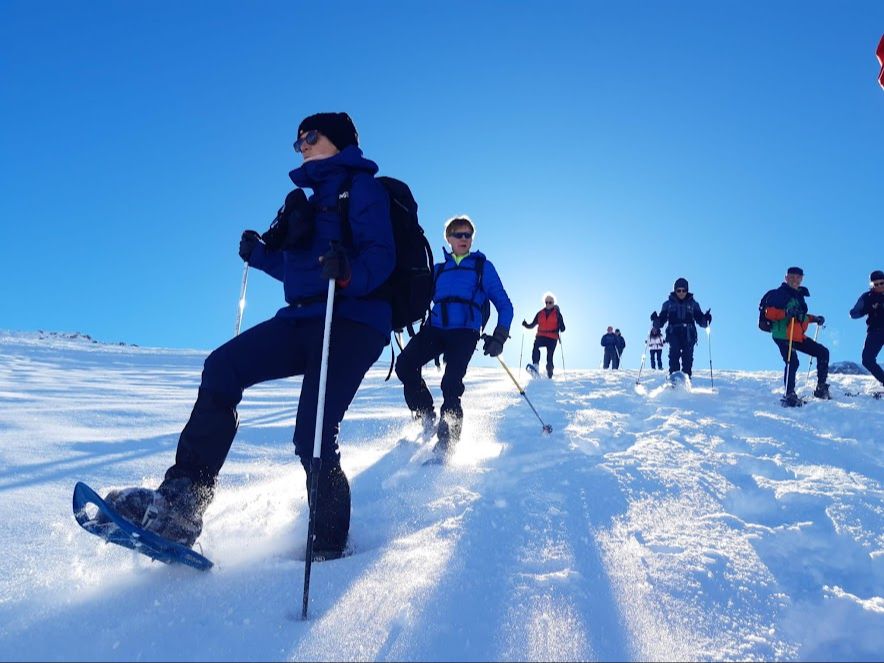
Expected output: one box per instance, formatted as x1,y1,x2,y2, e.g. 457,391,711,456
522,293,566,378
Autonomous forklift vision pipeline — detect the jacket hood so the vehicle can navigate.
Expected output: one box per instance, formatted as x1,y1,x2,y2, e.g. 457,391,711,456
288,145,379,189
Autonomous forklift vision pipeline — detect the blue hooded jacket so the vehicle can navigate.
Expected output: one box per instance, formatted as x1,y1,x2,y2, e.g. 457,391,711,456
247,146,395,338
429,250,513,332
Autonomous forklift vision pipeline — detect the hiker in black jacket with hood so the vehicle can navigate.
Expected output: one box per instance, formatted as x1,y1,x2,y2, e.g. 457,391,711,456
850,269,884,392
651,277,711,377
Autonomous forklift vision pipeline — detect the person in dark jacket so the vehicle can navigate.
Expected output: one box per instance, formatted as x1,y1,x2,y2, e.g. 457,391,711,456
601,326,619,369
102,113,395,561
651,277,711,378
522,293,566,378
395,215,513,459
614,329,626,368
849,269,884,392
647,326,665,370
762,266,828,406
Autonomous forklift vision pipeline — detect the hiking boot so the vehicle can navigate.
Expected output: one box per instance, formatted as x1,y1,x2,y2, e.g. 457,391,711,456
433,413,463,458
781,392,803,407
102,487,161,527
142,477,212,547
414,409,436,440
813,383,831,400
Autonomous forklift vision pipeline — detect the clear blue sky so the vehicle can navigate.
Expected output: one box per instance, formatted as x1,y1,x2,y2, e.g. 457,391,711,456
2,1,883,371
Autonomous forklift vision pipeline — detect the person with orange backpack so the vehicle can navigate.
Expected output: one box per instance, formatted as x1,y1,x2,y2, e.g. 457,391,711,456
522,293,566,378
761,266,829,406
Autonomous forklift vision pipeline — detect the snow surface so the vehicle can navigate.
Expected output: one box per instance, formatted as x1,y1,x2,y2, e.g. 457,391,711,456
0,330,882,662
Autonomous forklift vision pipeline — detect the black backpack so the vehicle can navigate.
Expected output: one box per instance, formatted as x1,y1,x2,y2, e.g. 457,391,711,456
338,176,434,335
758,289,777,332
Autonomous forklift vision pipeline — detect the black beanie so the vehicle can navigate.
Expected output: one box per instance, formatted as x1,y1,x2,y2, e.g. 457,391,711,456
787,266,804,276
297,112,359,151
674,277,689,291
871,270,884,282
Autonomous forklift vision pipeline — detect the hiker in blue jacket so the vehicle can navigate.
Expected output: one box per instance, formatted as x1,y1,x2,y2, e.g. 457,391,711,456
395,215,513,459
102,113,395,561
651,277,711,377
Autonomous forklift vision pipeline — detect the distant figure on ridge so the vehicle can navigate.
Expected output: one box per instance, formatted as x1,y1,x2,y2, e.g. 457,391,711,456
601,326,620,369
522,293,566,378
647,326,665,370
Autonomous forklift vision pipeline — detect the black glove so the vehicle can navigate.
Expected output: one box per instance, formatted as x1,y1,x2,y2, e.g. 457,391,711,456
262,189,313,251
650,311,659,322
239,230,261,262
320,244,351,282
785,306,806,322
483,325,509,357
814,315,825,326
521,319,530,328
704,308,712,324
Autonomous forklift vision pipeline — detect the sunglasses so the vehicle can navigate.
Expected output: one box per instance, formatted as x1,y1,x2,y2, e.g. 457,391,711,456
448,231,473,240
874,281,884,287
293,130,320,153
675,288,687,293
545,301,554,305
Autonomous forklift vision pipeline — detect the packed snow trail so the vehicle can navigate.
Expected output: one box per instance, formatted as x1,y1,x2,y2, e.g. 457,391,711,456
0,332,881,661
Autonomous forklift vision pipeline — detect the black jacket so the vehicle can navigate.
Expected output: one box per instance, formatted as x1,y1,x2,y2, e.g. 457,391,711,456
850,289,884,331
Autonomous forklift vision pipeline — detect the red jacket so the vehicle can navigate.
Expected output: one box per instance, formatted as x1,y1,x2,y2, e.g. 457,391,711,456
524,306,565,340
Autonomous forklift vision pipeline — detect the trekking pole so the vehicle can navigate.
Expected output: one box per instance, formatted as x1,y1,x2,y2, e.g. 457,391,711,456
784,318,796,396
802,323,822,393
519,330,525,372
301,277,336,620
559,335,565,374
234,263,249,336
637,339,648,385
705,325,714,388
489,349,552,434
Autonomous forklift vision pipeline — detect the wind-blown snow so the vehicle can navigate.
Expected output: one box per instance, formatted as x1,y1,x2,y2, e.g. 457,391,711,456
0,330,881,661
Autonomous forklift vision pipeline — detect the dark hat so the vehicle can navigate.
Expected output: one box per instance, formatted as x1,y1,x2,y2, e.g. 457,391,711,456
787,266,804,276
674,277,689,291
615,328,621,334
870,270,884,282
297,112,358,151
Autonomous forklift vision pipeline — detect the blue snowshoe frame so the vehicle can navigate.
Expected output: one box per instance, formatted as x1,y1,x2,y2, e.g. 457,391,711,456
72,481,213,571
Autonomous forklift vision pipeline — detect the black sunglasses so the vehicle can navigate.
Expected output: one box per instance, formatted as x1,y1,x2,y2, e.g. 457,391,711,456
675,288,687,293
874,281,884,287
294,130,320,153
449,231,473,240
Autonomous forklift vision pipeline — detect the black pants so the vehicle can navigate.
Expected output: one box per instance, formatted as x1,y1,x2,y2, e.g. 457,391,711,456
166,315,385,550
862,328,884,385
531,336,558,377
395,325,479,422
668,335,695,376
650,349,662,369
773,336,830,394
603,347,619,369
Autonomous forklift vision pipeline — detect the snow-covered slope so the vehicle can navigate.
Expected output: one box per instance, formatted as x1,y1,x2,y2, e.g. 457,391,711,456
0,332,881,661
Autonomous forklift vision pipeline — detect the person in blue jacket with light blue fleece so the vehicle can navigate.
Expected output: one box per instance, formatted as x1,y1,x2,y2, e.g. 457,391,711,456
395,215,513,459
101,113,394,561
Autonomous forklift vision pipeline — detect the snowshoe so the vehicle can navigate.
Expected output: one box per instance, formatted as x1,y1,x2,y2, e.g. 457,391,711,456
780,392,804,408
813,383,831,400
668,371,691,391
73,482,213,571
526,363,540,378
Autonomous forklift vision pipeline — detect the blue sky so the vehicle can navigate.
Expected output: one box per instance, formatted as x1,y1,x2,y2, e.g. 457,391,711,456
2,1,883,372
